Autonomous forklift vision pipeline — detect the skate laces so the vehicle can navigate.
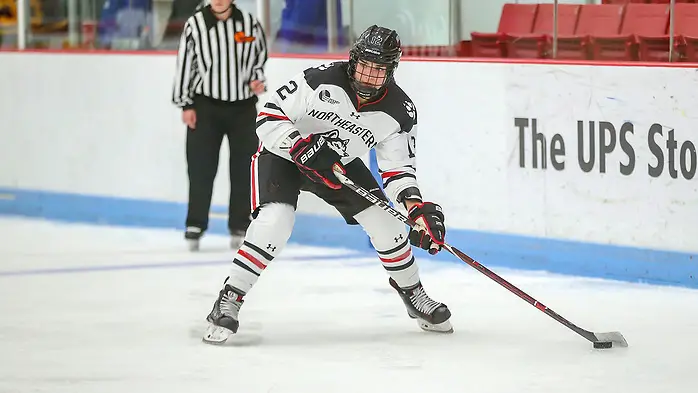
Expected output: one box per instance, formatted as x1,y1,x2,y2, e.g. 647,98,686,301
409,286,442,315
219,290,243,319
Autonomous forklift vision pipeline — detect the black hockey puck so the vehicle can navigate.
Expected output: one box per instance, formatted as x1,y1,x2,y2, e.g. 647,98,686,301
593,341,612,349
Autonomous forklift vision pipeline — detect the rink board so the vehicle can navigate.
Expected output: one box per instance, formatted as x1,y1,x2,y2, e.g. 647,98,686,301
0,52,696,288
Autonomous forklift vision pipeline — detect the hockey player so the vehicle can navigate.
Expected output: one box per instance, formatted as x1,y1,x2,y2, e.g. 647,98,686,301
203,25,452,344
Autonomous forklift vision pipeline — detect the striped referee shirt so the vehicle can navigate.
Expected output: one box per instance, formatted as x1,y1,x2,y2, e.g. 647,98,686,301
172,4,268,108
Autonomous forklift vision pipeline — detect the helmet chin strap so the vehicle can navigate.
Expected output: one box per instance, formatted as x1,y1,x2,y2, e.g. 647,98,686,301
353,81,383,100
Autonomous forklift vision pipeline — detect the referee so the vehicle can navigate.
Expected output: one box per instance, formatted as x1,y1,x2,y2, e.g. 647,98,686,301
172,0,268,251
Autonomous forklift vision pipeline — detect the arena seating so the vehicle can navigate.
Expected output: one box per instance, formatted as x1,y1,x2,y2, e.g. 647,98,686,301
460,2,698,62
469,3,538,58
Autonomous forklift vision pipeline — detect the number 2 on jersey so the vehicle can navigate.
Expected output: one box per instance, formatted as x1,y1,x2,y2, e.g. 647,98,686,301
276,80,298,100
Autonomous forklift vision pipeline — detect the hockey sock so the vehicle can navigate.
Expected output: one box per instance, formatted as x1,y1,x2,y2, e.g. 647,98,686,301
226,203,295,293
354,205,420,288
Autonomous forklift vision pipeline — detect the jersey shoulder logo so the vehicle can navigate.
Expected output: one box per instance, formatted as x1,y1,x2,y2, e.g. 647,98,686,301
304,61,349,90
403,100,416,120
319,90,340,105
314,61,343,71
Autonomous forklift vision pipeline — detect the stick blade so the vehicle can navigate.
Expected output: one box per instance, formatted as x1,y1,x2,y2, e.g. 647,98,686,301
594,331,628,348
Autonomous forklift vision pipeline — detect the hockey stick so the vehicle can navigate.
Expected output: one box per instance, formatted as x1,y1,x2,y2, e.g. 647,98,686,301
332,164,628,349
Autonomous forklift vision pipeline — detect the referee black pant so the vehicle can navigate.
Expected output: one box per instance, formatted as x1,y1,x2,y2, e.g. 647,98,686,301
185,95,258,235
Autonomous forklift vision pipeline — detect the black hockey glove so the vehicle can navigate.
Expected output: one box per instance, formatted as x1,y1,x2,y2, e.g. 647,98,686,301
289,133,345,190
407,202,446,255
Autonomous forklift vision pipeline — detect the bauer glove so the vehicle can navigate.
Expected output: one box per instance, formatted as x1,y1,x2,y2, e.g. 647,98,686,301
289,133,345,190
408,202,446,254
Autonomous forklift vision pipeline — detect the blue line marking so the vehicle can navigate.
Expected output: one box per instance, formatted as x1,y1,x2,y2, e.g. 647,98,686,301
0,253,368,277
0,187,696,288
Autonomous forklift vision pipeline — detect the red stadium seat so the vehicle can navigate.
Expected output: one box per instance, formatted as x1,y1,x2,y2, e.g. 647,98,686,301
554,4,625,60
470,4,538,58
635,3,698,61
590,4,669,61
503,4,581,59
601,0,646,4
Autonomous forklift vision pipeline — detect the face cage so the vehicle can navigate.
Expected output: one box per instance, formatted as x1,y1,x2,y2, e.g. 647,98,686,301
348,55,397,99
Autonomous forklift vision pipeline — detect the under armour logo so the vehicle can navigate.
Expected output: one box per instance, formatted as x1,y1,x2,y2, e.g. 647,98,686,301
350,112,360,119
394,234,404,243
267,244,276,252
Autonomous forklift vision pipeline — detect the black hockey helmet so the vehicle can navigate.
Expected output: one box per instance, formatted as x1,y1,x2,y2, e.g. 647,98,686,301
347,25,402,99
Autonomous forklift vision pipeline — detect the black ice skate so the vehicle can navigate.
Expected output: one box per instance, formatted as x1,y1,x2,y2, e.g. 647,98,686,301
389,277,453,333
202,283,245,345
185,227,203,252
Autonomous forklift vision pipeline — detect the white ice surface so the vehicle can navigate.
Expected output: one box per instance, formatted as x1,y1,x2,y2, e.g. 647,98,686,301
0,217,696,393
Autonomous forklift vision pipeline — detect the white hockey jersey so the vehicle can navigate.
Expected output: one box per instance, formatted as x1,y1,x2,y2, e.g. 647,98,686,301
255,61,421,204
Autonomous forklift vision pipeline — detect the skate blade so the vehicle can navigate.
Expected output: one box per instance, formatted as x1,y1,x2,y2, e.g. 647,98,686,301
202,324,233,345
416,318,454,334
201,323,263,346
